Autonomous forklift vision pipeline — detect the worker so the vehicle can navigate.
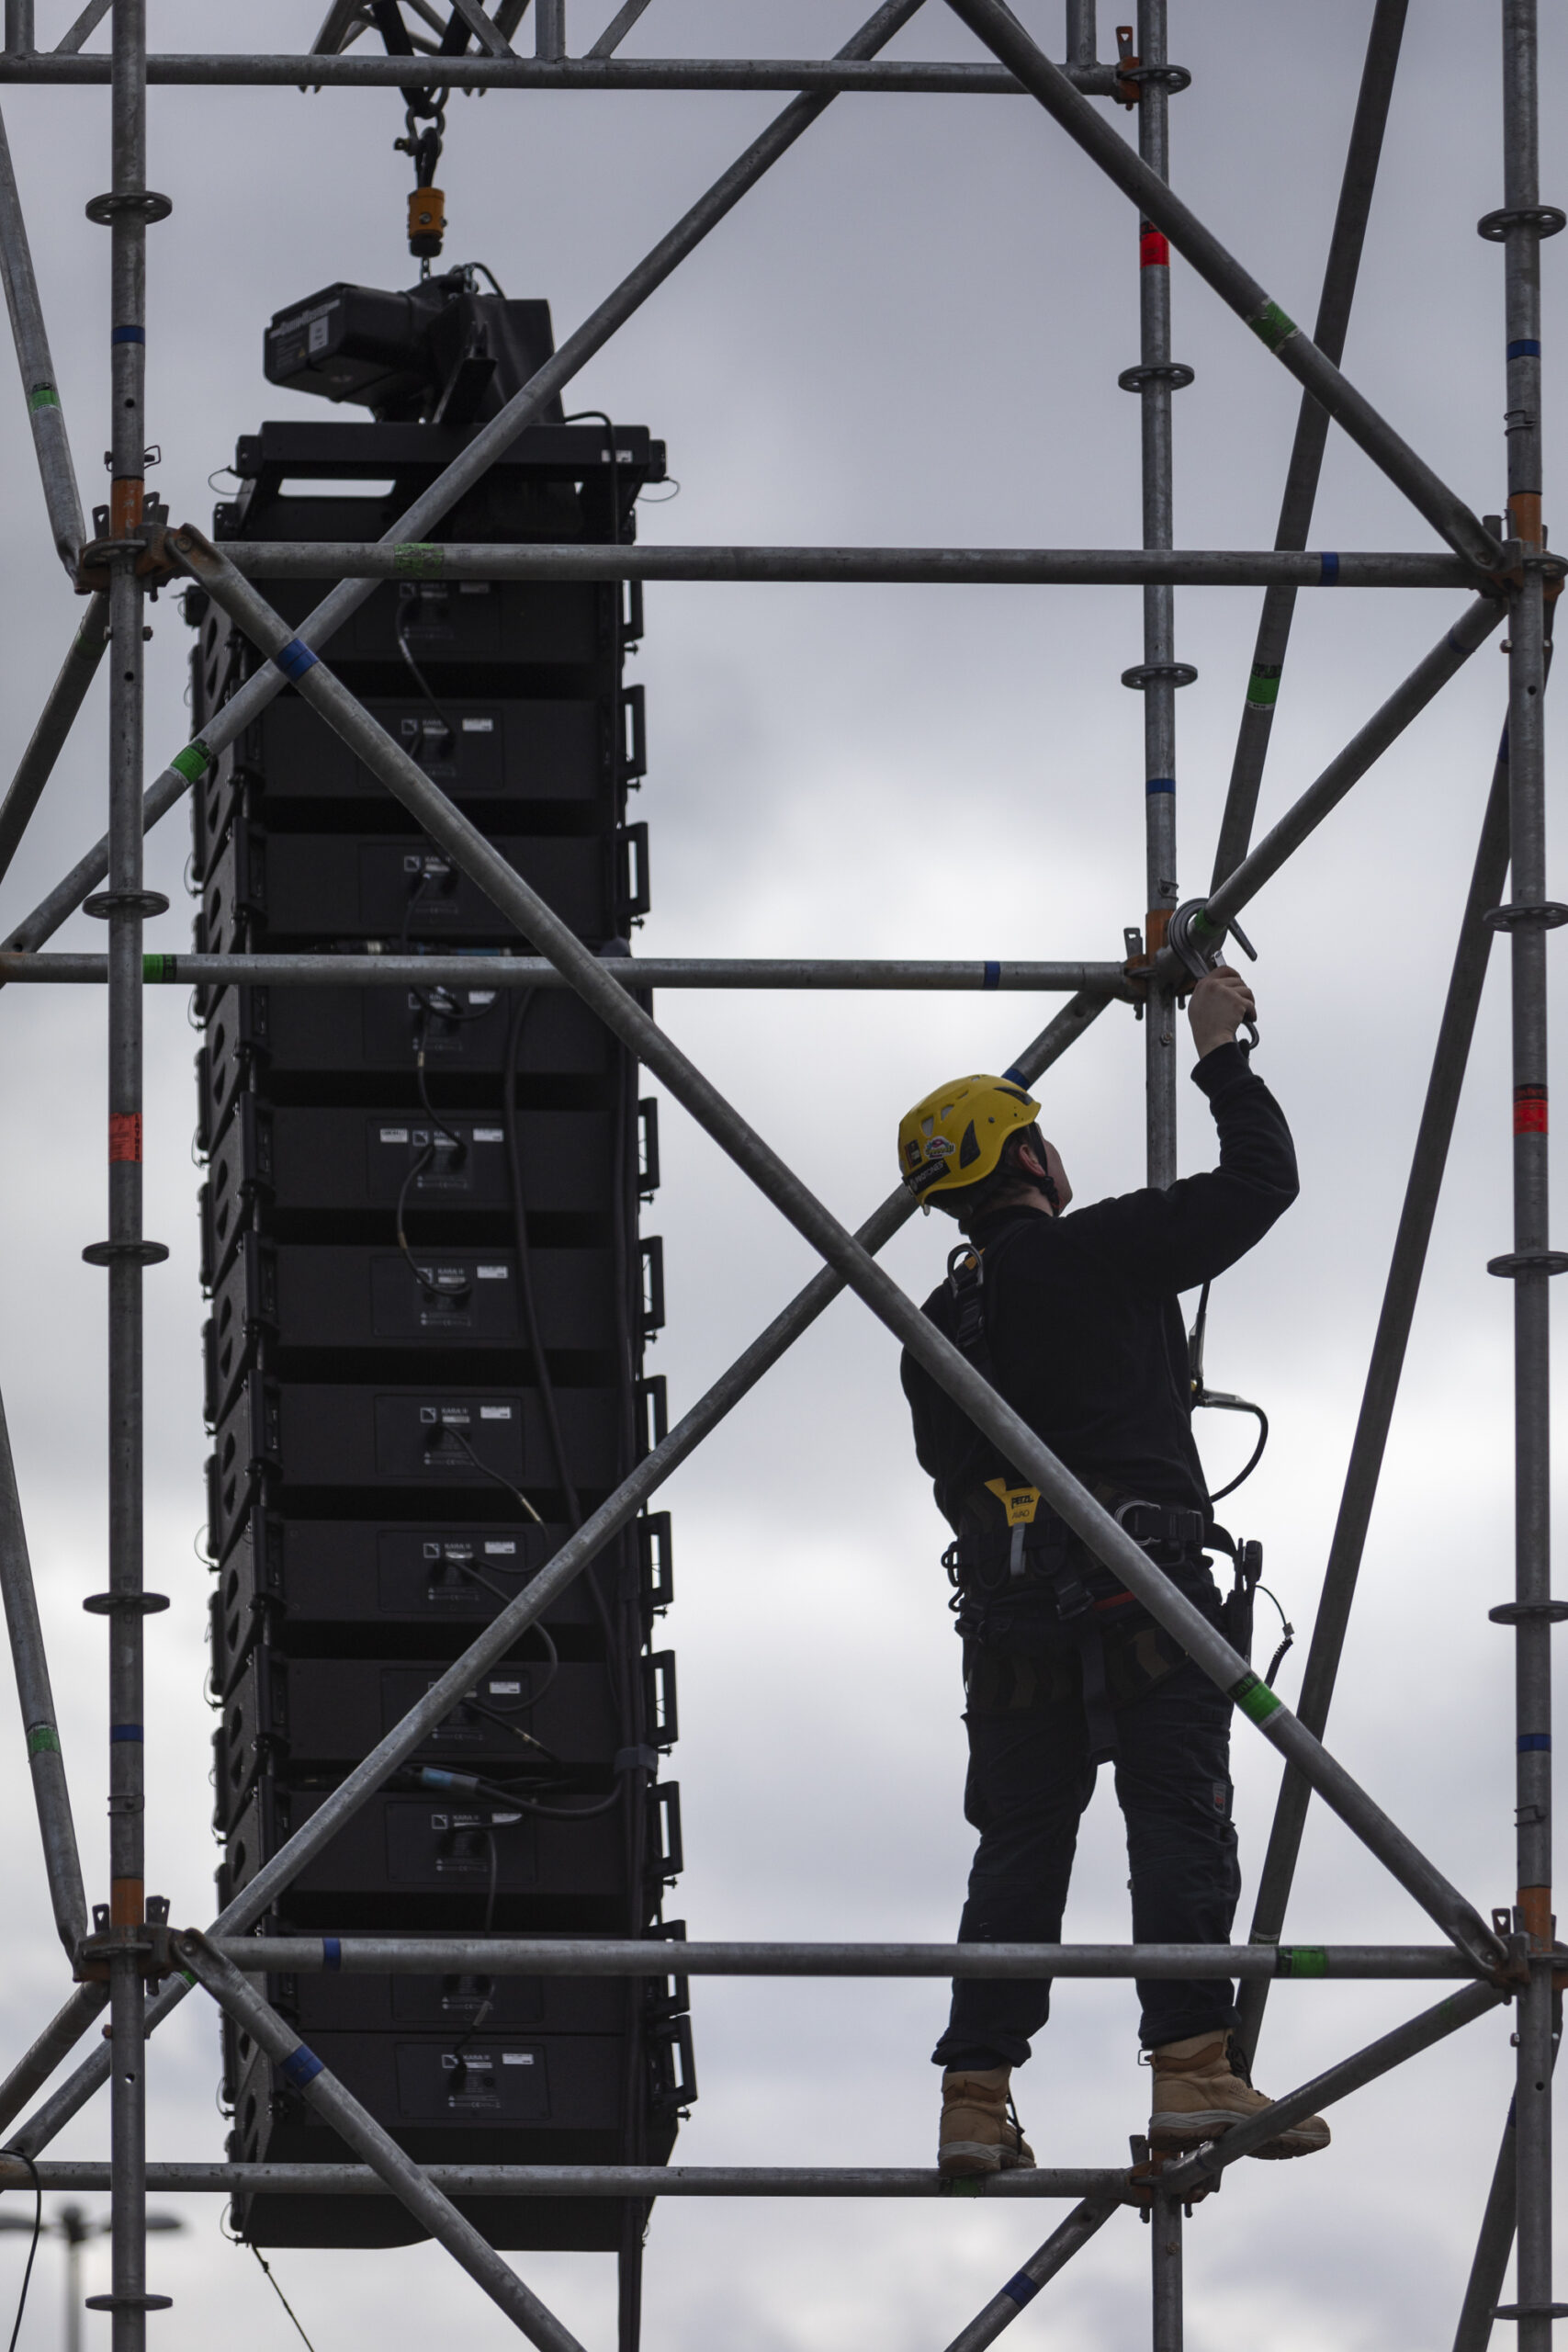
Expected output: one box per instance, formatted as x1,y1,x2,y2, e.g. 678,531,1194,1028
897,966,1330,2176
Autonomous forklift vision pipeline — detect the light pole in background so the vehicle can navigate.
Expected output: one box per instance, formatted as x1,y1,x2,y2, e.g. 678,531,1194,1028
0,2207,183,2352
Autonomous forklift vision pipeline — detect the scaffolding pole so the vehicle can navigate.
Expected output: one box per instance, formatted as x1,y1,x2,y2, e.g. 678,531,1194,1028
1210,0,1409,888
1497,11,1555,2352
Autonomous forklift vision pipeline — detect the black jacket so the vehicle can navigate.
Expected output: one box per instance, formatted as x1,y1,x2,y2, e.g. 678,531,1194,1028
900,1043,1298,1526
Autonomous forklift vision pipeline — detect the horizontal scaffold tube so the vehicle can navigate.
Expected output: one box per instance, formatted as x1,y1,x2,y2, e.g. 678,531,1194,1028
0,56,1122,94
177,526,1507,1984
0,954,1134,997
209,1939,1483,1980
212,542,1484,589
0,2162,1128,2200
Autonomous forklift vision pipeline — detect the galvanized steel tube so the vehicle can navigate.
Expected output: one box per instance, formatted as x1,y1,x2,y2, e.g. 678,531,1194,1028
1498,8,1554,2346
0,1386,85,1953
941,2196,1121,2352
1211,0,1409,889
179,534,1506,1979
942,0,1504,571
0,0,925,956
0,98,84,567
181,1940,588,2352
0,597,108,888
2,989,1108,2154
1235,741,1511,2067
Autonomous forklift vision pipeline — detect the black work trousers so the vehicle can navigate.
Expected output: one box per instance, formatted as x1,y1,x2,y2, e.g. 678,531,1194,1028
931,1580,1241,2069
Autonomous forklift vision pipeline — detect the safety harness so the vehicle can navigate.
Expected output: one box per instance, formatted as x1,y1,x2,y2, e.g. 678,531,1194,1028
939,1238,1209,1764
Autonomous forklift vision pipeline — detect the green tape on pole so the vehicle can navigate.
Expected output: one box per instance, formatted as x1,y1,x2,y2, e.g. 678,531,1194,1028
26,1724,60,1757
1248,300,1298,355
142,954,174,984
1282,1946,1328,1978
170,741,212,785
1246,663,1282,707
393,543,445,577
28,384,59,413
1229,1670,1281,1724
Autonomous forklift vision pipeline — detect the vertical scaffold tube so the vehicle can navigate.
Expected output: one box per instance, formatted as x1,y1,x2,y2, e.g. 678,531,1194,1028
102,7,155,2351
1151,2192,1183,2352
1134,0,1179,1187
1498,8,1554,2351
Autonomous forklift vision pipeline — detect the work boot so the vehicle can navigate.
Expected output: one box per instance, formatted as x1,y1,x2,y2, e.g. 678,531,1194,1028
938,2065,1037,2178
1147,2031,1331,2160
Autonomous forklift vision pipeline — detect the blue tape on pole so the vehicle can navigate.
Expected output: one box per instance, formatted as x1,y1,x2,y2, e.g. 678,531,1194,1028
322,1937,342,1972
272,638,319,683
110,324,145,345
1001,2272,1042,2309
1519,1732,1551,1752
1145,777,1175,795
1319,551,1340,584
1508,339,1541,360
279,2044,324,2092
983,961,1000,990
109,1723,143,1743
1001,1066,1027,1088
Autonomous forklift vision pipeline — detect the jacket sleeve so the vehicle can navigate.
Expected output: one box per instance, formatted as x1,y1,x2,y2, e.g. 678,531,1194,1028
1084,1043,1299,1295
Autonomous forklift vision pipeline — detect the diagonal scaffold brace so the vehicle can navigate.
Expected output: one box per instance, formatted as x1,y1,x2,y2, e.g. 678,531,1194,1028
178,1936,588,2352
942,0,1504,572
175,531,1509,1985
0,982,1106,2154
0,0,928,959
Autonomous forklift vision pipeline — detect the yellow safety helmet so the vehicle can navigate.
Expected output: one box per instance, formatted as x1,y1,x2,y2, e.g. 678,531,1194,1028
897,1072,1041,1208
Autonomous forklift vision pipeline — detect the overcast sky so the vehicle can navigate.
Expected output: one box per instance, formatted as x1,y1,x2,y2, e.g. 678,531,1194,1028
0,3,1562,2348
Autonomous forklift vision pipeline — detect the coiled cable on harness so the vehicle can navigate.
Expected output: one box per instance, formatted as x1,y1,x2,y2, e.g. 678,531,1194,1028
1187,1276,1269,1502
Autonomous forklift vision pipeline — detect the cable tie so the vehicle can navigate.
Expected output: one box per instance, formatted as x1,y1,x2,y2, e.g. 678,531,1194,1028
615,1745,659,1774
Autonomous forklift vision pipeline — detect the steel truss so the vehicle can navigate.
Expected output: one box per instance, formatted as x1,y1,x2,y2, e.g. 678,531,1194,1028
0,3,1555,2348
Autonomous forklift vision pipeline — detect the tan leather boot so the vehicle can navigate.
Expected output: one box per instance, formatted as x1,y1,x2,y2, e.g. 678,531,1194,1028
1148,2030,1331,2159
938,2066,1037,2178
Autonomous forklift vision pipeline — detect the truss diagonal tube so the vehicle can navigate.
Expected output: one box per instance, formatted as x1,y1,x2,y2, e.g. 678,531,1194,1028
1161,1980,1506,2194
180,537,1506,1980
940,2195,1122,2352
0,1985,106,2141
1233,728,1511,2069
179,1938,586,2352
0,98,84,569
941,0,1503,572
0,991,1105,2154
0,0,924,956
1211,0,1409,889
1455,2088,1529,2352
0,595,108,890
1168,596,1504,973
0,1385,85,1953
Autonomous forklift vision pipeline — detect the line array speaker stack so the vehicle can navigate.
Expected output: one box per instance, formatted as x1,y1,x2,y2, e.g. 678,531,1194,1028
186,274,693,2257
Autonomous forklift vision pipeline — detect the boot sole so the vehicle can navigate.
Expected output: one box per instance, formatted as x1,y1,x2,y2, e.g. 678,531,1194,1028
1150,2111,1331,2160
938,2142,1037,2178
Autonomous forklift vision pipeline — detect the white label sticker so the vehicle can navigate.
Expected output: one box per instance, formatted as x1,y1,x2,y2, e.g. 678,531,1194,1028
502,2052,535,2066
476,1265,508,1281
473,1128,503,1143
461,717,494,733
479,1405,512,1420
458,582,491,595
483,1541,517,1556
489,1680,522,1697
308,315,330,354
468,991,497,1008
378,1126,410,1144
